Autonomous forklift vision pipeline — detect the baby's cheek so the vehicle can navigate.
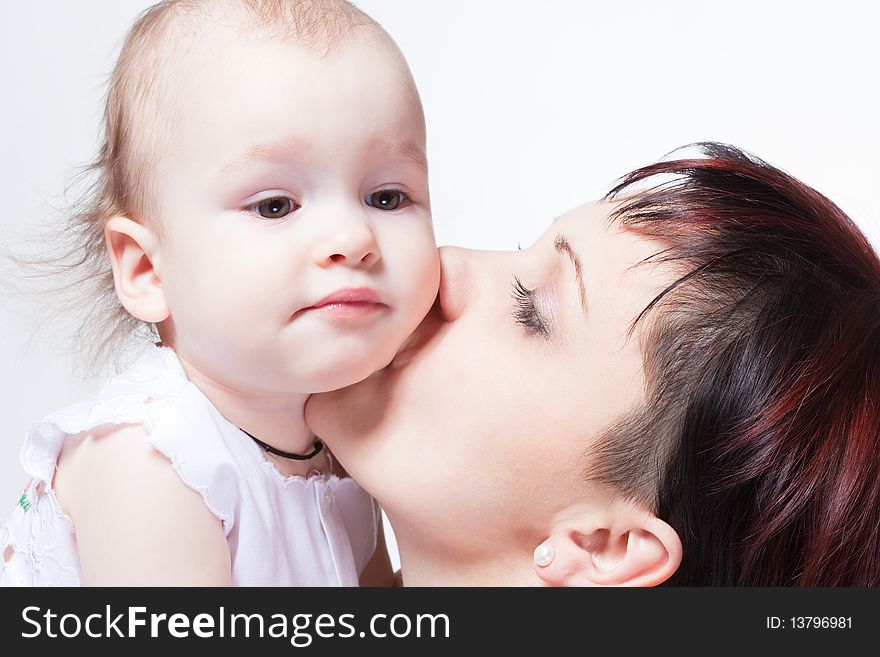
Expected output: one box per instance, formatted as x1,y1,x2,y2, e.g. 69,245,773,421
401,252,439,323
414,245,441,300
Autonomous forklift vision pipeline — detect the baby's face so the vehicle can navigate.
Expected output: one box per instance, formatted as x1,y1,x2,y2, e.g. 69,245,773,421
150,31,439,394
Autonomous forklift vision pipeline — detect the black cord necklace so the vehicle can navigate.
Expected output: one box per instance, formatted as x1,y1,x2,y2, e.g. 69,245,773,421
239,427,325,461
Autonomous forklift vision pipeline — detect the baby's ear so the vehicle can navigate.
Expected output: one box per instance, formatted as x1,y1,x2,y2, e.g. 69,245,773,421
104,216,169,323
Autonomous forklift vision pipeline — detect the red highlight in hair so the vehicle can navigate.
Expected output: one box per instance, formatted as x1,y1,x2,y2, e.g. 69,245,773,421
608,143,880,585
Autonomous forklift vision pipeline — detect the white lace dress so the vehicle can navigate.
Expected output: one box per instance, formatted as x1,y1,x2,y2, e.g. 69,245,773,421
0,344,379,586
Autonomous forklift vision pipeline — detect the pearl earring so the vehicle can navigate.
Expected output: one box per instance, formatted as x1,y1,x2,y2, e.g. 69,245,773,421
533,542,555,567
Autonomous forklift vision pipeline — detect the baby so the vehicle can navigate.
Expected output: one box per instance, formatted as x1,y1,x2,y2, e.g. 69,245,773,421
0,0,439,586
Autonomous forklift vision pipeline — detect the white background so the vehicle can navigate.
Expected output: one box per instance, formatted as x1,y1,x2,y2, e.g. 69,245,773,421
2,1,879,574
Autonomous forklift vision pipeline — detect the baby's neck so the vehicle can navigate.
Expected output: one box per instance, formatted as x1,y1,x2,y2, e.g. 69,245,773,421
174,353,322,478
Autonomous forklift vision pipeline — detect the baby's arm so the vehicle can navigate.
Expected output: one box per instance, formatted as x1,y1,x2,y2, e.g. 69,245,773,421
53,424,232,586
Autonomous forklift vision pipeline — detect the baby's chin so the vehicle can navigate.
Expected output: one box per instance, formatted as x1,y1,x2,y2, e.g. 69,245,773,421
295,345,396,394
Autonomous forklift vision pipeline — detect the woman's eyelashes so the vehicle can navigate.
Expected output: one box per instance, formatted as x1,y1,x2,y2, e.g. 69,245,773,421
511,276,551,339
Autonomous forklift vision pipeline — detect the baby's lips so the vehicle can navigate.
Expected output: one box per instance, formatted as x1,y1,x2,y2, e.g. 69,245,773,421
292,286,385,319
308,287,382,309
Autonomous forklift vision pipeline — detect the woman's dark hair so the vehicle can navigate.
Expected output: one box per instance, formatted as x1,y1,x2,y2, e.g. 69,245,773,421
589,142,880,585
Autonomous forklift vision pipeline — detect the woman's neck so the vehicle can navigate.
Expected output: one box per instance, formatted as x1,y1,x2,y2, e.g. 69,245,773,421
392,523,539,587
173,350,321,477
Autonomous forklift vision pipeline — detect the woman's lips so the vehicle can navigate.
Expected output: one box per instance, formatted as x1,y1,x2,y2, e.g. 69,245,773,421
296,288,387,319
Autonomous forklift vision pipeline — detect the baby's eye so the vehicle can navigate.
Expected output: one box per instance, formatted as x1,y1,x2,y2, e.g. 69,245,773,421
365,189,410,211
251,196,299,219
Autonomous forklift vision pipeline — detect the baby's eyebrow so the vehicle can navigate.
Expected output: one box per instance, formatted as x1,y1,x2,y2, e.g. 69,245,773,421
219,137,315,176
371,137,428,174
217,136,427,176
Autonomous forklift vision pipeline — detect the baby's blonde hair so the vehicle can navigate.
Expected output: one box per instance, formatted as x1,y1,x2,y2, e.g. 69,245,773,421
35,0,409,372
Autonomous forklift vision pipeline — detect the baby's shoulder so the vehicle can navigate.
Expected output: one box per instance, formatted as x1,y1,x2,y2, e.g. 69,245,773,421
54,423,185,512
52,423,230,585
54,422,224,535
55,423,152,485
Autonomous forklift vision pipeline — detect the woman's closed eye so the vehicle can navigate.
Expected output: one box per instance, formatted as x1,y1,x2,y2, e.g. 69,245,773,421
511,276,551,339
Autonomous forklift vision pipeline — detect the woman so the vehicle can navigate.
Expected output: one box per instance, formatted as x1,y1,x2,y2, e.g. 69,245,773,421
306,143,880,586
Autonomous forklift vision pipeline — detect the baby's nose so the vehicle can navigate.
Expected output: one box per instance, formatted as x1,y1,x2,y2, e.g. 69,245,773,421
314,220,380,268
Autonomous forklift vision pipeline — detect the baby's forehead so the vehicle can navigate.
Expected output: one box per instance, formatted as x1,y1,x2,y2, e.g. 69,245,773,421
171,19,391,80
133,16,405,168
154,26,412,140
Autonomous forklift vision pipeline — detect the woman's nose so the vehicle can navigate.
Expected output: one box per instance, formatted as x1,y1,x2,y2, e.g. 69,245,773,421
313,214,381,269
437,246,494,322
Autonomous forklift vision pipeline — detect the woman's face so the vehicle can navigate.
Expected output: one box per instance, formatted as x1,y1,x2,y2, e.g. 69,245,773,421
306,202,674,554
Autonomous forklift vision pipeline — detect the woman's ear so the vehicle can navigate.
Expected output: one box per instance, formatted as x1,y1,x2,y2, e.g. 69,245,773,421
533,502,682,587
104,216,169,323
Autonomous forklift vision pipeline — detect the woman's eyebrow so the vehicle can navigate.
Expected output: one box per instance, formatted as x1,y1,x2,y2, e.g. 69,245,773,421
554,234,588,315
